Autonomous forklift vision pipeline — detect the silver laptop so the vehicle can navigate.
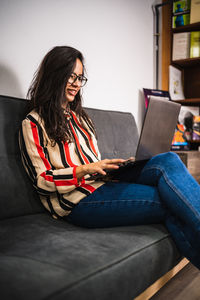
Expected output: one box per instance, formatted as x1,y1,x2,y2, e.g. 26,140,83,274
87,97,181,181
135,96,181,161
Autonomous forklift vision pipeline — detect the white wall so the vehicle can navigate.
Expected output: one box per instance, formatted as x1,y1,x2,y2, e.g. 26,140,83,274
0,0,156,124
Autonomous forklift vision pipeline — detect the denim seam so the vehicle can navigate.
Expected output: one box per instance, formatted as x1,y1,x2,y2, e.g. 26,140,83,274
143,165,200,220
173,224,197,254
77,199,162,205
167,220,199,263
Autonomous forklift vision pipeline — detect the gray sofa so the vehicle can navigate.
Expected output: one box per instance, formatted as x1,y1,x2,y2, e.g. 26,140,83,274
0,95,181,300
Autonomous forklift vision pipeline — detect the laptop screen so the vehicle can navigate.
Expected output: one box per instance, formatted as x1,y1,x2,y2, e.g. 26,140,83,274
136,97,181,161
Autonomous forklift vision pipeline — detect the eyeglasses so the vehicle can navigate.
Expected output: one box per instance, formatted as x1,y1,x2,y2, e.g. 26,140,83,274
68,73,88,87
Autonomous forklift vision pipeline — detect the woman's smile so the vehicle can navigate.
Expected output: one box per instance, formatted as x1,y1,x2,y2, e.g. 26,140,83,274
67,88,78,97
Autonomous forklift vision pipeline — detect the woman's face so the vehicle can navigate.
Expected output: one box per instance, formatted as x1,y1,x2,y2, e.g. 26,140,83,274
65,58,83,105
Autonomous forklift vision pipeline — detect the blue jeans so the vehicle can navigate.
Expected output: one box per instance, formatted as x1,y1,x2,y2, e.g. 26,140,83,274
67,152,200,269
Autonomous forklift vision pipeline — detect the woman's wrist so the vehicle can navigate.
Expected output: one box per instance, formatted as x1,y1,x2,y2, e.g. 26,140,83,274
76,164,88,181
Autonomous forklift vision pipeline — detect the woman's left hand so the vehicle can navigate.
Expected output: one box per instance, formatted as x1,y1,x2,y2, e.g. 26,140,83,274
76,158,125,181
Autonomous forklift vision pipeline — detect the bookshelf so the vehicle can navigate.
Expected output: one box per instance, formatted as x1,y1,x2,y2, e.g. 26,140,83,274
162,2,200,102
162,1,200,148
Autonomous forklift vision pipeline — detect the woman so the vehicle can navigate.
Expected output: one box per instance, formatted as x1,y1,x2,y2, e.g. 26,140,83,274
20,46,200,269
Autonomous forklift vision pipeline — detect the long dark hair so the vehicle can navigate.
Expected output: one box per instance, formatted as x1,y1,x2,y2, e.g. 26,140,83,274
27,46,96,145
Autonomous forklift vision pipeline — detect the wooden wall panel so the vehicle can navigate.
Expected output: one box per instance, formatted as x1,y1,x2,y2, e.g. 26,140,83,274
162,1,172,91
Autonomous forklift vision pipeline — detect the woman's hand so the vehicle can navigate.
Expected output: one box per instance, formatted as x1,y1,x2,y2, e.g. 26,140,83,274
76,158,125,181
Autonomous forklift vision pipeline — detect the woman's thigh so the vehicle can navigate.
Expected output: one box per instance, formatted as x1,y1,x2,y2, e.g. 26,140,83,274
67,182,166,228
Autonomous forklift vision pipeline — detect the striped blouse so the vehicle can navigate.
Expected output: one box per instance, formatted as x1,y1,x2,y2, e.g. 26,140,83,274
19,109,105,219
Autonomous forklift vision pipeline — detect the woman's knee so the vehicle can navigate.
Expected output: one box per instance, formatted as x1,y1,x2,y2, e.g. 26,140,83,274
143,152,187,178
149,151,181,166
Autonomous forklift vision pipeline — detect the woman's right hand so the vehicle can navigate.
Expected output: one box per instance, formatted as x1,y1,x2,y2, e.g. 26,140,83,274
76,158,125,181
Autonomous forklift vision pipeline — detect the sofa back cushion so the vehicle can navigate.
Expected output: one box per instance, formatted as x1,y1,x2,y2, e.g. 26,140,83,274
0,96,139,220
0,95,45,220
85,108,139,159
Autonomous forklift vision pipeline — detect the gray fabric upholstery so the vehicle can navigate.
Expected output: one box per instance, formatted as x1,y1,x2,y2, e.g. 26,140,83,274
85,107,139,159
0,96,44,220
0,95,181,299
0,214,180,300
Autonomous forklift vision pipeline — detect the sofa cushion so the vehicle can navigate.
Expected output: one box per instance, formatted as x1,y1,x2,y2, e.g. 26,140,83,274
0,155,44,220
85,108,139,159
0,95,45,220
0,213,181,300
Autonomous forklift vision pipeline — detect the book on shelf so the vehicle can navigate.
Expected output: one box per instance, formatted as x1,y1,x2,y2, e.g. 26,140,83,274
190,0,200,24
172,32,191,60
171,123,189,150
169,65,185,100
172,0,191,28
193,116,200,140
190,31,200,58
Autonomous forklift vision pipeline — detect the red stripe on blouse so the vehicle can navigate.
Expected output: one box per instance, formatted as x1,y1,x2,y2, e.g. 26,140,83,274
55,180,77,186
81,183,96,193
30,122,51,170
64,141,76,167
41,172,54,182
71,111,98,157
69,122,90,164
41,172,76,186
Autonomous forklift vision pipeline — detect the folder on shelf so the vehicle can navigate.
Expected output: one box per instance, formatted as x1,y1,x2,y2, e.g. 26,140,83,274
190,0,200,24
190,31,200,58
172,32,191,61
169,65,185,101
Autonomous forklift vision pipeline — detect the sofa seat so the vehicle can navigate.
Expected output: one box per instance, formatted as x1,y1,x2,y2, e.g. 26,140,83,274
0,213,181,300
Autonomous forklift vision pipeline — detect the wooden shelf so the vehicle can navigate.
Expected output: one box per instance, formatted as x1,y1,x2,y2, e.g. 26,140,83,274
174,98,200,106
173,22,200,33
172,57,200,68
190,140,200,144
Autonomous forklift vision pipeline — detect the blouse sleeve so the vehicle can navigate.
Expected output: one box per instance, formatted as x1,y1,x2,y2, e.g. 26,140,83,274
20,117,84,196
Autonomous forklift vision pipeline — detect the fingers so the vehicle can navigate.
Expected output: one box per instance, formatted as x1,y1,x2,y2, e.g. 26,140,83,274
103,158,125,165
100,159,125,171
128,157,135,161
103,164,119,170
97,168,107,175
85,158,126,176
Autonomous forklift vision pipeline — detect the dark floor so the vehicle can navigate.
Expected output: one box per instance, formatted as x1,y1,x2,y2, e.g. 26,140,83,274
150,263,200,300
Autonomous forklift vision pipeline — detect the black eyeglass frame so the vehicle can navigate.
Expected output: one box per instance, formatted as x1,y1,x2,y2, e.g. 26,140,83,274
68,72,88,87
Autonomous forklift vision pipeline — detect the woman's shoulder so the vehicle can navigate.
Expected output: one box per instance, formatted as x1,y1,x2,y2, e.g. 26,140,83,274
23,110,42,124
22,110,45,130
